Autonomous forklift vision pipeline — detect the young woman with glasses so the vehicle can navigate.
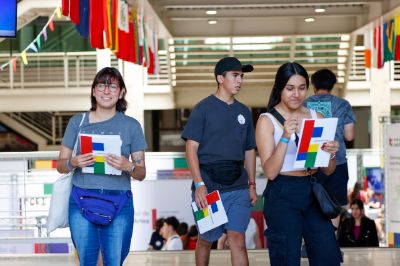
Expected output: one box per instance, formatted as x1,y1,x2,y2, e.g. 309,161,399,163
57,67,147,265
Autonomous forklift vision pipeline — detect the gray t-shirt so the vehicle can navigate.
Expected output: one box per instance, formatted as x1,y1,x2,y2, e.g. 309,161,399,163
62,112,147,190
304,94,356,165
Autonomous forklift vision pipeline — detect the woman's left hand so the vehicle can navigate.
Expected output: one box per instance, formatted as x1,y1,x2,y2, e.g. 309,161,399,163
322,141,339,156
105,154,132,172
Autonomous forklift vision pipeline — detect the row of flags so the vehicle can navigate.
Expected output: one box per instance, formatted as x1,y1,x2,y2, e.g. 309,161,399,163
62,0,160,74
0,8,61,72
365,17,400,69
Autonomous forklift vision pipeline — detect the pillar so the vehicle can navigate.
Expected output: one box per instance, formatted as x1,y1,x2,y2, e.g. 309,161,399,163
121,61,145,128
370,65,391,148
96,48,111,71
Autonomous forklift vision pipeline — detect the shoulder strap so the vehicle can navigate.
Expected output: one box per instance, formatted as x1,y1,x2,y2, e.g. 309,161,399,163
72,113,86,156
269,107,286,126
269,108,299,146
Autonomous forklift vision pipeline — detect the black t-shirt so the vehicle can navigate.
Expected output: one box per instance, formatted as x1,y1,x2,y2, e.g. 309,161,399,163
149,231,164,250
181,95,256,192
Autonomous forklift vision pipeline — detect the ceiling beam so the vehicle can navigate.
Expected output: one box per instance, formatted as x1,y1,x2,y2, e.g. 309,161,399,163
160,0,379,9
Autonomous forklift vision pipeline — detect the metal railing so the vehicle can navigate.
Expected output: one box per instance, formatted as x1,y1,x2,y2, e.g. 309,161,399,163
0,50,170,90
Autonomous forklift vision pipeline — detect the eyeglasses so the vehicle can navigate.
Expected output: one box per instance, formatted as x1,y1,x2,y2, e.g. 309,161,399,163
96,83,119,92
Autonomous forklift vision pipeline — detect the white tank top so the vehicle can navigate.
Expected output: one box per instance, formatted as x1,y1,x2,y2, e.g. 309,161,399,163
260,109,317,172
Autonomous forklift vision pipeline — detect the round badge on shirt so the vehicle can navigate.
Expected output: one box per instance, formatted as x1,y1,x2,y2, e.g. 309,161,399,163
237,114,246,125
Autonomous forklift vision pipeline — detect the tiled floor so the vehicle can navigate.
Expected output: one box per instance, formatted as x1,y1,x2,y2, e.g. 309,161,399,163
1,248,400,266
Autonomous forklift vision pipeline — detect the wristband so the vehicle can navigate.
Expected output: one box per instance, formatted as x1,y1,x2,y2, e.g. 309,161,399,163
330,154,336,160
280,136,289,144
194,181,205,189
249,180,256,187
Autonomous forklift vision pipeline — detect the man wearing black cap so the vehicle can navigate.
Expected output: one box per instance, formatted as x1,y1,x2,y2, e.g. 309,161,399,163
181,57,257,266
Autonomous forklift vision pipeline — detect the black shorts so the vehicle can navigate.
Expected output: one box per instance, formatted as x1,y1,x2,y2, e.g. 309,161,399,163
318,163,349,206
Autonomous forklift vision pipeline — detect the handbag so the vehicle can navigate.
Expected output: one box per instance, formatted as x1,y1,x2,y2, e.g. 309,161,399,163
71,186,132,225
47,113,86,233
310,175,342,219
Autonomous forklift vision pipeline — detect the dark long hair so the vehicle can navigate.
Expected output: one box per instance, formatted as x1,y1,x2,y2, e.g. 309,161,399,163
266,62,309,111
90,67,128,113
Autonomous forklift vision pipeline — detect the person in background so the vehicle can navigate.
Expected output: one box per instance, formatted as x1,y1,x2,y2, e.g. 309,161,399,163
338,198,379,247
161,216,183,251
304,68,356,230
182,57,257,266
148,218,165,251
177,222,189,245
183,225,199,250
256,62,341,265
57,67,147,265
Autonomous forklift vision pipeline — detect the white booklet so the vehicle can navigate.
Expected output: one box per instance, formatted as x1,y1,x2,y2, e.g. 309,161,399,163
191,190,228,234
293,118,338,169
80,134,122,175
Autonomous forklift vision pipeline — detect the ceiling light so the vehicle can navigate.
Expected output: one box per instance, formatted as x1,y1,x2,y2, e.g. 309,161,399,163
206,10,217,15
208,20,218,25
314,8,325,13
305,17,315,22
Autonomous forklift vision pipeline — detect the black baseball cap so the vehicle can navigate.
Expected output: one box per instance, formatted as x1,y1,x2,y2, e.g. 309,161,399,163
214,57,254,76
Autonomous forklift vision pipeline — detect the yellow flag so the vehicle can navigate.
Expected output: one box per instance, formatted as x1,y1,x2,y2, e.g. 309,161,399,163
56,7,62,19
21,51,28,65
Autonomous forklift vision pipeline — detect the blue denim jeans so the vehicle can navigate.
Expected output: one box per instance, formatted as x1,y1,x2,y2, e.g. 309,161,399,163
69,188,134,266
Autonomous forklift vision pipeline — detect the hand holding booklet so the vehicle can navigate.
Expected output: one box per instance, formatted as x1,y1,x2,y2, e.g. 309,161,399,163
80,134,122,175
191,190,228,234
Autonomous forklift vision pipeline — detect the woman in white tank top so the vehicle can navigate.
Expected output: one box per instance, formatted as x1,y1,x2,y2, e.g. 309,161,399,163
255,62,341,266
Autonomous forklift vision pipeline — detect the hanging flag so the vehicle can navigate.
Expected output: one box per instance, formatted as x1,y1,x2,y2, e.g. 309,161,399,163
117,0,129,33
103,0,112,48
28,43,38,53
373,22,383,68
76,0,90,38
56,7,62,18
43,28,48,41
62,0,70,16
89,0,104,49
137,0,145,65
131,4,139,64
395,16,400,60
49,20,55,32
70,0,80,24
383,20,395,62
364,28,372,68
115,1,133,62
111,0,119,52
11,58,17,73
142,22,149,67
378,23,383,68
21,52,28,65
36,35,41,49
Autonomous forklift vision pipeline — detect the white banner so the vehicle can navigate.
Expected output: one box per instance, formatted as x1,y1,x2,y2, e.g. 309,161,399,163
385,123,400,247
130,179,194,251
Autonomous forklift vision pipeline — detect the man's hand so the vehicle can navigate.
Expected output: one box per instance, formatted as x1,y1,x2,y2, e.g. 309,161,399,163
249,186,258,206
195,185,208,209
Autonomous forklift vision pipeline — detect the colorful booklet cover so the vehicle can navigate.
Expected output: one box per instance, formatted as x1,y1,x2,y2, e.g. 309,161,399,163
191,190,228,234
80,134,122,175
293,118,338,169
